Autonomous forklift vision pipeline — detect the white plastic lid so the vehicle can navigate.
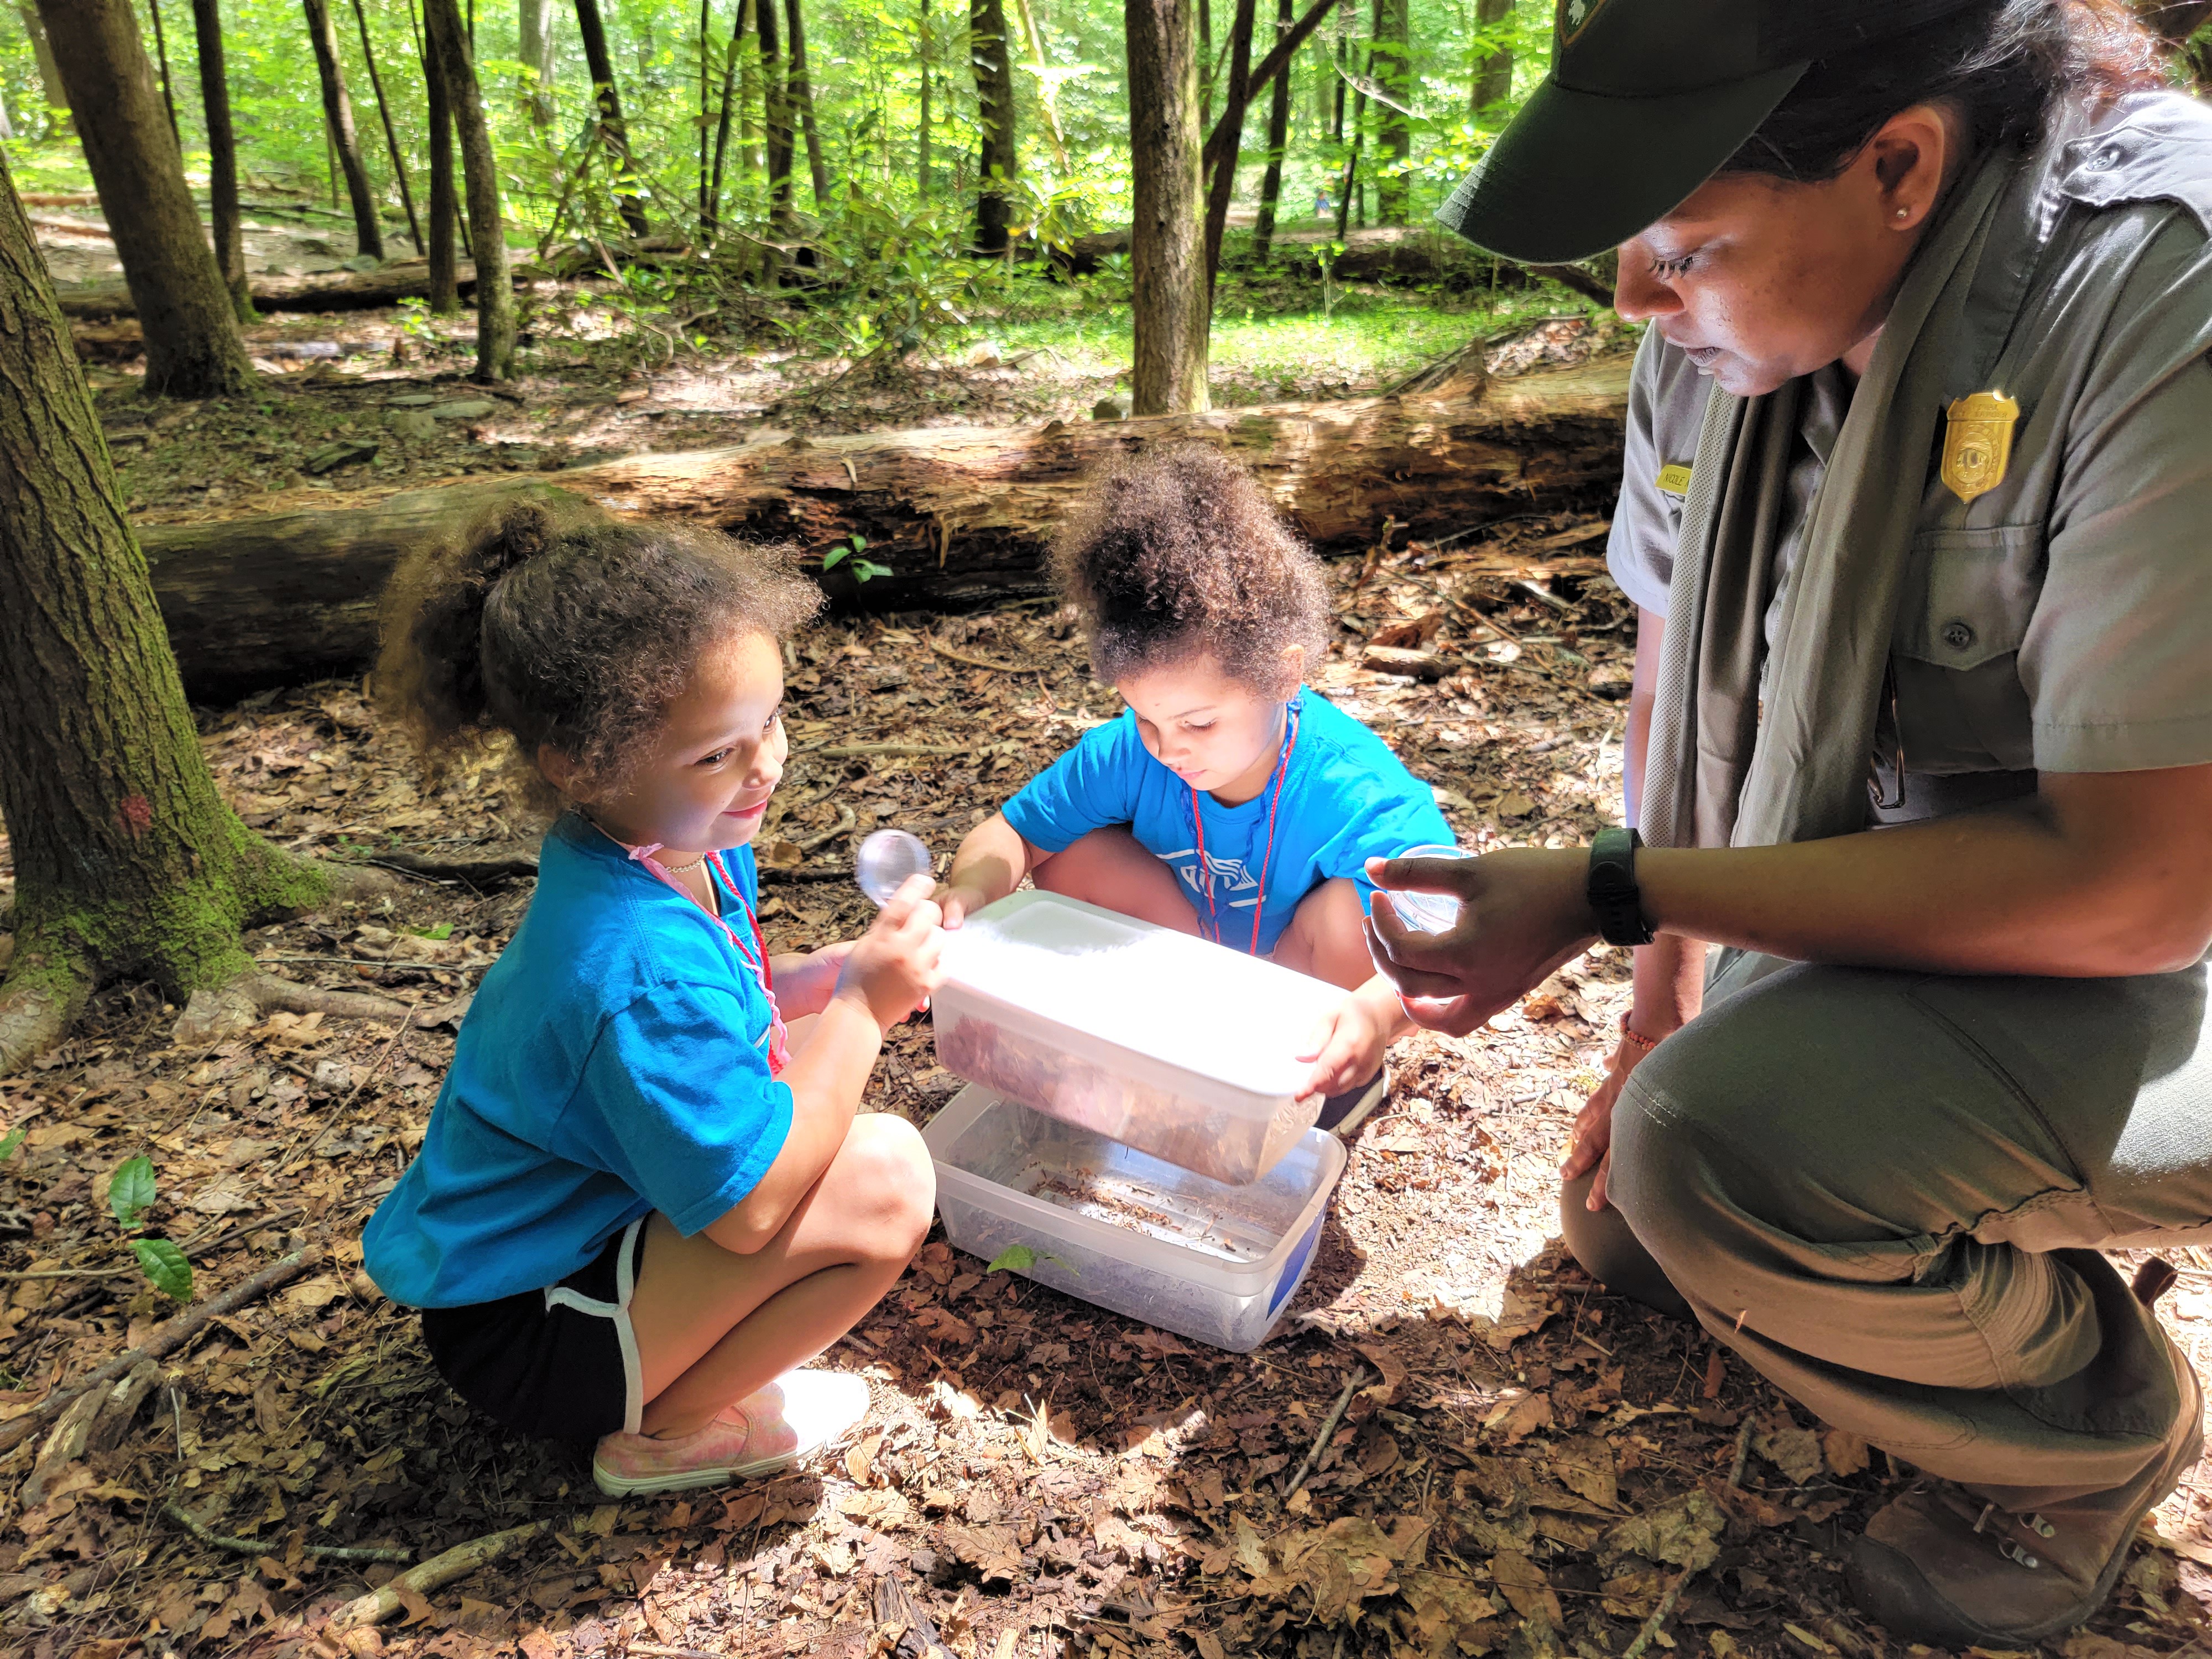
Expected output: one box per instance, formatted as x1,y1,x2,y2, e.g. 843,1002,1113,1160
940,892,1343,1097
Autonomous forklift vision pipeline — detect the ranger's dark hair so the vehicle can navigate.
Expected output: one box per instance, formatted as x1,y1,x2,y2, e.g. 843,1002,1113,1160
375,490,820,806
1725,0,2163,183
1051,446,1331,698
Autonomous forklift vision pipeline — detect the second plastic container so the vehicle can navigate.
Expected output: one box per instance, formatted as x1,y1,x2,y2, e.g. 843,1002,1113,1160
923,1083,1345,1352
933,891,1347,1184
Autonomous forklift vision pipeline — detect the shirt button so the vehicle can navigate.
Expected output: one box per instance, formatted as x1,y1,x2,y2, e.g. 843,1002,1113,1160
1942,620,1975,651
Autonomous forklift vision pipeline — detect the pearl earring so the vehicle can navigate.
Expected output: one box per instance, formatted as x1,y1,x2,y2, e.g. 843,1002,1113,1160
1895,207,1910,220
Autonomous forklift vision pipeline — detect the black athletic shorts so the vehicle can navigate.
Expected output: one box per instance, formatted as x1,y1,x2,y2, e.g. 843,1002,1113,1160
419,1218,648,1443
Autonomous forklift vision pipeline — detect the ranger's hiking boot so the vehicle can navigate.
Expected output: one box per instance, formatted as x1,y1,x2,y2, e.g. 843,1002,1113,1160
1845,1334,2202,1647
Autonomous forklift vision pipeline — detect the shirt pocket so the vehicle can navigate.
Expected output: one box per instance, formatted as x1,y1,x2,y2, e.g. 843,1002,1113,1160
1893,525,2047,672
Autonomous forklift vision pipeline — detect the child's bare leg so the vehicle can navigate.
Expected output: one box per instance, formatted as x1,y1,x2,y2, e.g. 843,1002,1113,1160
1032,826,1203,934
627,1113,933,1436
1271,878,1376,989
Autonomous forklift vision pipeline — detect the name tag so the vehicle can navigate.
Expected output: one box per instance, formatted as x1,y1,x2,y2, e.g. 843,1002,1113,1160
1656,463,1693,498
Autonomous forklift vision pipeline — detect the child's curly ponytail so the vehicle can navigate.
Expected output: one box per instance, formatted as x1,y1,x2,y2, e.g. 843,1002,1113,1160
374,487,820,805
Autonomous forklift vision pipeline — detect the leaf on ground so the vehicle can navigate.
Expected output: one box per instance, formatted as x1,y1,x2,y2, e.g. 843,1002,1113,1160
108,1154,155,1228
128,1237,192,1301
1353,1340,1408,1404
1488,1550,1562,1625
1551,1433,1618,1509
1485,1390,1553,1443
1598,1489,1724,1573
1821,1427,1870,1478
1753,1417,1823,1485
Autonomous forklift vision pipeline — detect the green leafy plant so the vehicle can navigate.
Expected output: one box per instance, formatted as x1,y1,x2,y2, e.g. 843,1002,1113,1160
108,1154,192,1303
821,534,893,583
404,922,455,941
0,1125,26,1162
394,296,444,354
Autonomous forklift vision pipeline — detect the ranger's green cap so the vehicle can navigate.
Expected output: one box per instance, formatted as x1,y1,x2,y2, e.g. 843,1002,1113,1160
1438,0,1986,264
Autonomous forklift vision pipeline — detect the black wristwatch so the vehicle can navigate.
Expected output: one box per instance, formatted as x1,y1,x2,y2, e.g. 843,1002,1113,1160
1587,826,1656,947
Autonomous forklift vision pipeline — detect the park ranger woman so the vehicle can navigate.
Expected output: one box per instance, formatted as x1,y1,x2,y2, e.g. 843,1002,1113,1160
1368,0,2212,1646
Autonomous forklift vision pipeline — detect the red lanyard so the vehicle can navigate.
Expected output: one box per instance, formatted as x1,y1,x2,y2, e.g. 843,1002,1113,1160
586,817,789,1075
1189,702,1301,956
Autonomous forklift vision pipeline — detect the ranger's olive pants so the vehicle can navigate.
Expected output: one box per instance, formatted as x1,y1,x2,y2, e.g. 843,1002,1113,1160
1563,961,2211,1505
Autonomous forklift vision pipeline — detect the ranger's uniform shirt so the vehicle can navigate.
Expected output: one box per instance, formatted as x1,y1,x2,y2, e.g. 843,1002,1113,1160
1608,91,2212,825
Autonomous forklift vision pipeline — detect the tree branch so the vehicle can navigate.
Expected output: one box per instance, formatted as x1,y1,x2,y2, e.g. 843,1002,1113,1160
1201,0,1348,177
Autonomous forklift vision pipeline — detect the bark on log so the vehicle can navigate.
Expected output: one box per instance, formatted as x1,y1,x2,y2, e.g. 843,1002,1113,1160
51,255,529,321
138,357,1631,703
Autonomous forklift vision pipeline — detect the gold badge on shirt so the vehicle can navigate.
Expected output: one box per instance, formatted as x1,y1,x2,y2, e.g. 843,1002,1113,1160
1940,391,2021,504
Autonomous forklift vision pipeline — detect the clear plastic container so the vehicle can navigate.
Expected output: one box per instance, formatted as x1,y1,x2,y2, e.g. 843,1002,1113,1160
933,891,1346,1184
922,1084,1345,1352
1379,843,1470,934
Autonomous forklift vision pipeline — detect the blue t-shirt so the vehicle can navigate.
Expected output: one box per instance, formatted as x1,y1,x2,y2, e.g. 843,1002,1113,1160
363,816,794,1309
1001,687,1452,956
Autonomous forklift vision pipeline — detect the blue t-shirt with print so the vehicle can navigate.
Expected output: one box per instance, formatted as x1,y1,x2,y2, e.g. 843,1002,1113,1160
363,815,794,1309
1001,687,1452,957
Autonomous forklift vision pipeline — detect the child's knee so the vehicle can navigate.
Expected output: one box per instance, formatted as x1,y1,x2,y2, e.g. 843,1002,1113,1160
841,1114,937,1256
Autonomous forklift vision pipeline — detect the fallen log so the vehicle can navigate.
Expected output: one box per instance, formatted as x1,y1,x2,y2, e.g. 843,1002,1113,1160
138,356,1631,703
51,255,532,321
1056,223,1609,297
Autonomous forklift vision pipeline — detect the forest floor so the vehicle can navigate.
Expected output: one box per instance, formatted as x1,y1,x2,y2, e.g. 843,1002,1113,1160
5,528,2212,1659
4,214,2211,1659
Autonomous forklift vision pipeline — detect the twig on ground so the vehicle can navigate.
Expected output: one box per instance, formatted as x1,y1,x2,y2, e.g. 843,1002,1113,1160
327,1518,550,1630
1387,572,1522,646
163,1501,414,1564
1282,1364,1368,1499
336,1011,413,1114
795,803,858,853
1728,1417,1755,1488
929,638,1038,675
1621,1570,1692,1659
253,954,456,973
630,1646,725,1659
0,1246,321,1455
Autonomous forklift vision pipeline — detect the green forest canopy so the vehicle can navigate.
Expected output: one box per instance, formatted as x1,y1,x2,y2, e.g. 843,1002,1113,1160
0,0,1549,257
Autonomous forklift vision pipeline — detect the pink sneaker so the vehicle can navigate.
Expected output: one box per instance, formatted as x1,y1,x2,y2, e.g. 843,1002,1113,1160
591,1370,869,1497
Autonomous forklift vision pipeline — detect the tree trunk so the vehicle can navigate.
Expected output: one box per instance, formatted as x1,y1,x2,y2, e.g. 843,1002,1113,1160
1199,0,1212,123
0,142,331,1074
1334,30,1364,241
706,0,748,231
424,0,515,382
1199,0,1345,179
758,0,794,228
301,0,387,259
189,0,254,320
916,0,932,197
1470,0,1511,113
969,0,1017,251
1251,0,1293,260
17,6,69,130
0,81,11,140
1373,0,1408,223
1126,0,1209,414
518,0,557,122
35,0,253,399
424,13,461,315
785,0,831,208
739,0,760,175
1201,0,1258,289
137,361,1629,700
147,0,181,143
352,0,425,254
573,0,653,236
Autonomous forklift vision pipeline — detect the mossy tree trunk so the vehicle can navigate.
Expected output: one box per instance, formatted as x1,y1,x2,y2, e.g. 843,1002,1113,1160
1127,0,1208,414
1372,0,1408,223
968,0,1016,251
573,0,653,237
0,145,336,1075
785,0,831,209
1251,0,1293,261
422,14,461,315
301,0,387,260
425,0,517,382
35,0,254,399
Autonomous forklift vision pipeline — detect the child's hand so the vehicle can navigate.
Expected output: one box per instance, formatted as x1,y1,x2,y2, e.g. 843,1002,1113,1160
1296,990,1393,1102
835,875,946,1031
935,881,995,930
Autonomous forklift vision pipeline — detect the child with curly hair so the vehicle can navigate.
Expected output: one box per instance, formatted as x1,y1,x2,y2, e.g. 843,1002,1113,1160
941,447,1452,1135
363,497,943,1496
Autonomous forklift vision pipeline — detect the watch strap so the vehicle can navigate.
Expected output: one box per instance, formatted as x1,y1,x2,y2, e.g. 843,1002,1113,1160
1587,826,1656,947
